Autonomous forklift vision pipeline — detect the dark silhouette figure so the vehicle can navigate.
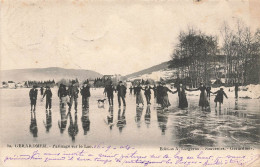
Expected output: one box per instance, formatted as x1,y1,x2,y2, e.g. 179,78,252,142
156,83,164,107
116,81,126,107
104,82,114,106
42,86,52,110
206,86,211,99
161,83,175,109
81,108,90,135
172,83,188,109
81,82,91,109
29,85,38,111
30,111,38,138
152,84,157,103
58,84,68,108
135,83,144,106
68,111,78,142
43,109,52,133
68,80,79,111
117,107,126,133
40,87,44,96
213,88,228,109
187,83,209,110
129,86,133,95
144,84,152,105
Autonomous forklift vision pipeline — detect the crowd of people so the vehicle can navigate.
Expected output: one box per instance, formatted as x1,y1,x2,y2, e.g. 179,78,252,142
27,79,242,140
29,79,237,112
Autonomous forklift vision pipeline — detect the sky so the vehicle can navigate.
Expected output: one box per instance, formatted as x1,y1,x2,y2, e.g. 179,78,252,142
1,0,259,75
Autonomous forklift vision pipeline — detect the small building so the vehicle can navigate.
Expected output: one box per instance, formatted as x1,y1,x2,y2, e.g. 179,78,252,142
7,81,16,88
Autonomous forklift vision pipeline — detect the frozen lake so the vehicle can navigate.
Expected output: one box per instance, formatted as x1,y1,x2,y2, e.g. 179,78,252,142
0,88,259,148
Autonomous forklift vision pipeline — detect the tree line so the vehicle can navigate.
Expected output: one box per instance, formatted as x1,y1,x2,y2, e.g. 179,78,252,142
169,20,260,87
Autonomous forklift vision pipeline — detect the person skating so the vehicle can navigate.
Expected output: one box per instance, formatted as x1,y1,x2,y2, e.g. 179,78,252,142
152,84,157,104
116,81,127,107
42,86,52,110
156,82,163,107
29,85,38,111
40,86,44,96
188,83,209,110
68,80,79,111
104,81,114,106
80,81,91,109
135,82,144,107
206,86,211,99
129,86,133,95
144,83,152,105
58,84,68,108
213,88,228,109
161,82,175,110
173,83,188,109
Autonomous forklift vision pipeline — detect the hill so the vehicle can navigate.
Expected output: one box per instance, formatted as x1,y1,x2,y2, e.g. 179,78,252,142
0,67,103,82
124,61,170,79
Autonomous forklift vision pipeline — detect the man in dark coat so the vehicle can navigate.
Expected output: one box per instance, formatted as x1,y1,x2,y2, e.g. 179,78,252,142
68,80,79,111
58,84,68,108
144,83,152,105
116,81,126,107
104,81,114,106
29,85,38,111
42,86,52,110
80,81,91,109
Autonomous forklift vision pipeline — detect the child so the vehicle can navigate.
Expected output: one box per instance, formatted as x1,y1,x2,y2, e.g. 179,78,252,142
213,88,228,108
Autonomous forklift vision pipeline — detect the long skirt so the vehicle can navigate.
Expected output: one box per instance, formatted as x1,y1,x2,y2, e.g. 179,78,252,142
199,92,209,107
178,93,188,109
162,95,171,108
136,93,144,104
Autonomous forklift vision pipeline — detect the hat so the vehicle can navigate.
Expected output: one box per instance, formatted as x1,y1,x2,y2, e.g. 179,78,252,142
46,86,50,88
119,81,123,83
72,80,76,84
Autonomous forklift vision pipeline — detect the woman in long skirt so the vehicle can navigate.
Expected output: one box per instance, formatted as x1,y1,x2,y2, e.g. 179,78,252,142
156,82,163,107
187,83,209,110
177,84,188,109
135,83,144,107
161,83,176,109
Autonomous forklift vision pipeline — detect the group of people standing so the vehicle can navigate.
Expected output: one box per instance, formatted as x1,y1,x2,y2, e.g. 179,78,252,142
29,79,234,112
127,82,229,111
